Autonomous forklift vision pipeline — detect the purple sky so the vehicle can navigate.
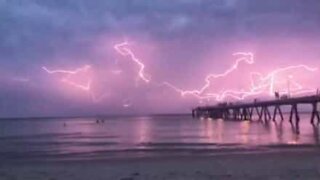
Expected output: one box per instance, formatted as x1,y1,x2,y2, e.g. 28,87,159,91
1,0,320,117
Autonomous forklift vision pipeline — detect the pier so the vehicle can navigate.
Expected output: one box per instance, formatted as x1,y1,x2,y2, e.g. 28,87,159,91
192,95,320,125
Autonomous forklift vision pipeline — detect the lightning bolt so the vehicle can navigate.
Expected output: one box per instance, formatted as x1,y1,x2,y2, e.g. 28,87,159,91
42,65,113,103
114,41,150,83
162,52,255,99
216,64,318,100
208,64,318,101
111,41,319,102
42,40,319,106
250,65,318,95
161,54,318,101
42,65,92,91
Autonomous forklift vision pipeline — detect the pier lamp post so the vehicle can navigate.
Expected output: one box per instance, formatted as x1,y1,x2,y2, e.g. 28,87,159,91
287,75,293,97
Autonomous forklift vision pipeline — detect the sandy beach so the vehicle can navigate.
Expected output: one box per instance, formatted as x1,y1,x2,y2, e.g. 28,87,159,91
1,148,320,180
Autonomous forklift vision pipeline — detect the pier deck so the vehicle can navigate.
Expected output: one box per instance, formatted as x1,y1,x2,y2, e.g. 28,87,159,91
192,95,320,125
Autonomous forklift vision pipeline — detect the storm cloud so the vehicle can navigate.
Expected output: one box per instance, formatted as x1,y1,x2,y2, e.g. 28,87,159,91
1,0,320,117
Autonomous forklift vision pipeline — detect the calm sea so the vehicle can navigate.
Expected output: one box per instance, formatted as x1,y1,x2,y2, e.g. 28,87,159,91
0,114,319,161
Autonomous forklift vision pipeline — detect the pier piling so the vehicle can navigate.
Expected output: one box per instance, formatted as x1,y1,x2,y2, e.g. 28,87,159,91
193,95,320,127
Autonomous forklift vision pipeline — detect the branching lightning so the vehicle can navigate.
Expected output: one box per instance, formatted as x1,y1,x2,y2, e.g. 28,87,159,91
161,53,318,101
42,65,92,91
162,52,255,98
113,42,318,102
250,65,318,95
42,40,319,106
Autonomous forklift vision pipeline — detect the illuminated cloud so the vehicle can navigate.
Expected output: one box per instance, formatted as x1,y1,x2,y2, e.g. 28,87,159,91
1,0,320,117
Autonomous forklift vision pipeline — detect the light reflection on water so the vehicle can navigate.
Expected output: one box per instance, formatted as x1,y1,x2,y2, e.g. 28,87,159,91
0,115,319,160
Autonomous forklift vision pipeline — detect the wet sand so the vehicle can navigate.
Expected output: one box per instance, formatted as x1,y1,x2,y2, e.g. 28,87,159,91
1,148,320,180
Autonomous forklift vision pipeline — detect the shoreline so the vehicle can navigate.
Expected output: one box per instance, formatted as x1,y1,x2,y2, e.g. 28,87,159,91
2,144,320,164
1,148,320,180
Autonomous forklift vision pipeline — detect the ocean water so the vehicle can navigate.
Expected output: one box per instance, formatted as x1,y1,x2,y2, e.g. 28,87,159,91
0,114,319,161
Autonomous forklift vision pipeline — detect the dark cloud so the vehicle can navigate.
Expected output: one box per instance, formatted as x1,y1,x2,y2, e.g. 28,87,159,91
1,0,319,59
